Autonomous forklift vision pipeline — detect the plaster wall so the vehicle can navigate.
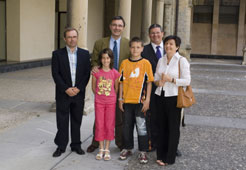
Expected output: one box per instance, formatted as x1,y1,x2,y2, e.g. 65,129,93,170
19,0,55,61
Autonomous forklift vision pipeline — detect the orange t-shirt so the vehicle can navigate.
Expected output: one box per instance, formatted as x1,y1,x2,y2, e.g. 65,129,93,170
119,58,154,104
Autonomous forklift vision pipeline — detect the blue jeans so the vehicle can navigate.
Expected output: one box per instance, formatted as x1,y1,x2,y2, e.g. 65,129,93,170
123,103,149,152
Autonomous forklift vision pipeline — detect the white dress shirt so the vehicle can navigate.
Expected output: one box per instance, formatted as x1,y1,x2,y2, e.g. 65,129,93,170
66,46,77,87
154,52,191,97
109,36,121,65
151,41,164,58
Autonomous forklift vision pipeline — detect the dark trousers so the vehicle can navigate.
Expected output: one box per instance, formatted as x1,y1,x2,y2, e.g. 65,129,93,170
146,92,159,149
156,92,181,164
90,99,124,148
123,103,149,152
54,98,84,151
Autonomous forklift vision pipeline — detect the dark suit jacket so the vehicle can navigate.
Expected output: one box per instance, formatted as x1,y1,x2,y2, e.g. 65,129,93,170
141,43,159,74
141,43,164,93
51,47,91,101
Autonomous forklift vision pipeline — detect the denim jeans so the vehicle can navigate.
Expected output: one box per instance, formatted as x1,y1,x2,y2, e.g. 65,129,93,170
123,103,149,152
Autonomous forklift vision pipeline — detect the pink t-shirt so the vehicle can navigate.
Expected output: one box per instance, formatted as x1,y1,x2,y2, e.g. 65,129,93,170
93,68,120,104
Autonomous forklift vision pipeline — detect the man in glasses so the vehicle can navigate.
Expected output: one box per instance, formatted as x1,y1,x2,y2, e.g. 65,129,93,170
87,16,130,153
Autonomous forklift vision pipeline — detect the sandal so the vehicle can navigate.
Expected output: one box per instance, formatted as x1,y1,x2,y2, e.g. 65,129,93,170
96,149,104,160
156,160,165,166
104,149,111,161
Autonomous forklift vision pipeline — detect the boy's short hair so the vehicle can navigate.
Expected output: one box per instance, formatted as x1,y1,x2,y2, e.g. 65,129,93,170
98,48,114,69
163,35,181,52
63,27,78,38
111,16,126,27
129,37,144,47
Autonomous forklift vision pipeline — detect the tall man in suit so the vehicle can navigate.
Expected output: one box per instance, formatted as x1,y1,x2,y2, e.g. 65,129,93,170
141,24,164,152
51,28,91,157
87,16,130,153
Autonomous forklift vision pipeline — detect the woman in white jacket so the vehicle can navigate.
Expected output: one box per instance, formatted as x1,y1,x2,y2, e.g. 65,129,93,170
154,35,190,166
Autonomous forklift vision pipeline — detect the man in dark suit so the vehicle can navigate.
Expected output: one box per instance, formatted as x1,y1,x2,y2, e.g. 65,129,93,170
87,16,130,153
51,27,91,157
141,24,164,152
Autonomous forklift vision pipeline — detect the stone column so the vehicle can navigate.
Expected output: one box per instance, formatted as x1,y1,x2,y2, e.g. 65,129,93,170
211,0,219,55
67,0,88,49
118,0,132,39
242,46,246,65
164,0,172,36
141,0,152,44
177,0,192,60
237,0,246,56
155,0,165,26
67,0,92,115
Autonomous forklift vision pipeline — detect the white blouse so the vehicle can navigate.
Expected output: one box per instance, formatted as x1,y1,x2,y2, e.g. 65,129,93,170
154,52,191,97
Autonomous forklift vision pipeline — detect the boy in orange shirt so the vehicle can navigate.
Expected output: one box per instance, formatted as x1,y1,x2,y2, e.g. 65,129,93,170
118,37,154,164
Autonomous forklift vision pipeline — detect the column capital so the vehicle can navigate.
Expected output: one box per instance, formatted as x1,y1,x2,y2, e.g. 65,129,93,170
165,0,172,5
243,46,246,53
188,0,193,8
186,44,192,51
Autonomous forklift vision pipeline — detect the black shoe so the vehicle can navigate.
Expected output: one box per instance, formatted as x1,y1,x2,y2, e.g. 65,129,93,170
176,149,182,157
53,148,65,157
71,148,85,155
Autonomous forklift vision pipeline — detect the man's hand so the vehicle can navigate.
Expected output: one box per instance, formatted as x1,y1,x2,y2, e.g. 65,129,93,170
141,99,150,113
72,87,80,95
91,66,99,74
65,88,77,97
119,100,124,112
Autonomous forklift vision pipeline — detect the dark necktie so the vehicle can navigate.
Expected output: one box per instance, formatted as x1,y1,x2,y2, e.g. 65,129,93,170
156,46,162,60
113,41,118,69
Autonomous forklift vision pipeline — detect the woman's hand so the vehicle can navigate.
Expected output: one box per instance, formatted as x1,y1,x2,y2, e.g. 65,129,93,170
162,73,172,82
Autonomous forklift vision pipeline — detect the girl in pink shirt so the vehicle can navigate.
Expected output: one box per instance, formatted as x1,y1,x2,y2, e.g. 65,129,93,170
92,48,120,161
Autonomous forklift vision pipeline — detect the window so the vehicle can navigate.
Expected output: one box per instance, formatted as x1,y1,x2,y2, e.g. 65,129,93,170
193,5,213,23
219,6,239,24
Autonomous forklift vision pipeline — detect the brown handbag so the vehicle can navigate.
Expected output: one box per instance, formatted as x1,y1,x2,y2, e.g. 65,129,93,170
176,58,196,108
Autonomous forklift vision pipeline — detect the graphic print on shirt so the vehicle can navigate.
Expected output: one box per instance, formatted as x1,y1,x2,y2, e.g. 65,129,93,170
130,67,140,78
97,76,112,96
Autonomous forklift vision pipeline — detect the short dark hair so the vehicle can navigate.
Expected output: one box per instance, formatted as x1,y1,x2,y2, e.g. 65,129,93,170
163,35,181,52
148,24,163,33
98,48,114,69
129,37,144,47
63,27,78,38
111,16,126,27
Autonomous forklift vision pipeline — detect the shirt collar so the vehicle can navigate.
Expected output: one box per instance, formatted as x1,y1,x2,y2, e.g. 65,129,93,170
110,36,121,43
151,41,164,50
66,46,78,54
163,52,180,60
174,52,181,59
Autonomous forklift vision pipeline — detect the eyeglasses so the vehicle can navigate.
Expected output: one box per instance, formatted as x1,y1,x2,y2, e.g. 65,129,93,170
111,24,124,28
